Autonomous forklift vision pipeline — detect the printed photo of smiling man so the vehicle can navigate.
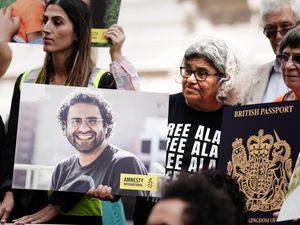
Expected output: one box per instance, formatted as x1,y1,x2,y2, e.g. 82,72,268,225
51,91,149,196
12,84,169,197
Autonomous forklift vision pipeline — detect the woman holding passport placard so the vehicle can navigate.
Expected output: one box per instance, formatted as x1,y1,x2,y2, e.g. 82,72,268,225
0,0,138,224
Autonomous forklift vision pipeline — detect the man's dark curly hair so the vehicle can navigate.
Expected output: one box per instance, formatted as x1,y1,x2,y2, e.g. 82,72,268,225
162,172,237,225
57,92,114,138
202,169,248,225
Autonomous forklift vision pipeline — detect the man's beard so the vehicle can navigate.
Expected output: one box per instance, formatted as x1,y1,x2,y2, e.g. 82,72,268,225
67,130,104,153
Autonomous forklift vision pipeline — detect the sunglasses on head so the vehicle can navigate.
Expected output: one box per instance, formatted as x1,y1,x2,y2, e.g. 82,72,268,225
276,53,300,65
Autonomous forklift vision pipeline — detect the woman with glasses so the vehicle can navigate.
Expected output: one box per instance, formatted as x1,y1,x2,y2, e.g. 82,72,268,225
0,0,138,224
135,37,245,225
166,36,241,179
274,26,300,101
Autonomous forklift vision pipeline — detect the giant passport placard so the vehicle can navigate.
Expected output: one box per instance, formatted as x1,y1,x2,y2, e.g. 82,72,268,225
219,101,300,225
13,83,168,197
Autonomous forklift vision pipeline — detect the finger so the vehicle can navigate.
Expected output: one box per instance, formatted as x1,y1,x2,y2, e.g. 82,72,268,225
31,217,47,224
14,221,26,225
272,211,279,218
102,185,113,199
105,31,117,38
86,187,95,198
4,6,11,18
114,25,124,34
13,215,30,223
12,15,20,26
13,219,26,225
16,216,36,225
104,185,111,195
0,8,7,18
1,210,11,223
104,186,114,199
107,24,118,30
0,205,4,218
99,185,109,199
95,185,104,197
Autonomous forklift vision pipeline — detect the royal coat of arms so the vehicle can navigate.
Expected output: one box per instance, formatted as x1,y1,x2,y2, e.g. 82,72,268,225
227,129,292,212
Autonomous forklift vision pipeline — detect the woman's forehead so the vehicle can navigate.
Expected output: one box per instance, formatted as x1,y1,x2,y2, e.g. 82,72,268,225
44,4,68,18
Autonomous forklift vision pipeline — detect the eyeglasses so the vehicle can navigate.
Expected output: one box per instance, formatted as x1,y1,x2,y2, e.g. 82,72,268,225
67,117,103,128
276,54,300,65
180,67,219,81
263,25,295,39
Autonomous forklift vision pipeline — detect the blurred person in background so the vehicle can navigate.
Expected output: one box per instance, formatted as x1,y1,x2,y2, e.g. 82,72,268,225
0,0,139,224
245,0,300,104
269,26,300,224
10,0,45,43
0,7,20,43
274,25,300,101
202,169,248,225
0,41,13,181
147,172,237,225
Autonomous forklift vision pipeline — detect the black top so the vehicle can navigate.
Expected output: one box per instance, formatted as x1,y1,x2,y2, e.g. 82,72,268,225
0,116,5,184
0,116,5,147
134,93,225,225
166,93,224,179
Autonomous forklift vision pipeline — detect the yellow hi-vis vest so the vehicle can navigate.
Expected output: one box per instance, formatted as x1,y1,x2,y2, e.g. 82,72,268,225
19,67,107,90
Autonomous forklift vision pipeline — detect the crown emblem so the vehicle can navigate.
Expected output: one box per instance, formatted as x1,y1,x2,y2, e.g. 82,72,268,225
247,129,274,158
227,129,292,212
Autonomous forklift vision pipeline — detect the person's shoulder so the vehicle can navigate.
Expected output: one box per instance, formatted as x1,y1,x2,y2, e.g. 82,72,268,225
93,68,116,89
108,145,146,172
169,92,184,105
250,60,274,79
17,67,42,85
170,92,182,99
109,144,139,161
55,154,78,168
243,60,273,76
273,95,285,102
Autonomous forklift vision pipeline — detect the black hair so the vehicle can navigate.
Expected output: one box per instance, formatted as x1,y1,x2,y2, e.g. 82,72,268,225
202,169,248,225
58,92,114,138
279,26,300,54
162,172,237,225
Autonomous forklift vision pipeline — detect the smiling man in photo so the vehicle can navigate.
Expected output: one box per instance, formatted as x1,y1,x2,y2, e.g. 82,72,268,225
51,91,148,196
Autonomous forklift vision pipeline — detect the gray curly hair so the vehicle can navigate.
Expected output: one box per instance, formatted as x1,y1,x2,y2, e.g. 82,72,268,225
182,37,241,105
260,0,300,26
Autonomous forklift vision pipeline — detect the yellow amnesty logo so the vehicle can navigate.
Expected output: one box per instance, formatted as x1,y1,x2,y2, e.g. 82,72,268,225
120,174,158,191
91,29,109,43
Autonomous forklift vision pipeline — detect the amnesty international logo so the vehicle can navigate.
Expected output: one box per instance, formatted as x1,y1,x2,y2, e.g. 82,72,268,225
120,174,158,191
227,129,292,212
